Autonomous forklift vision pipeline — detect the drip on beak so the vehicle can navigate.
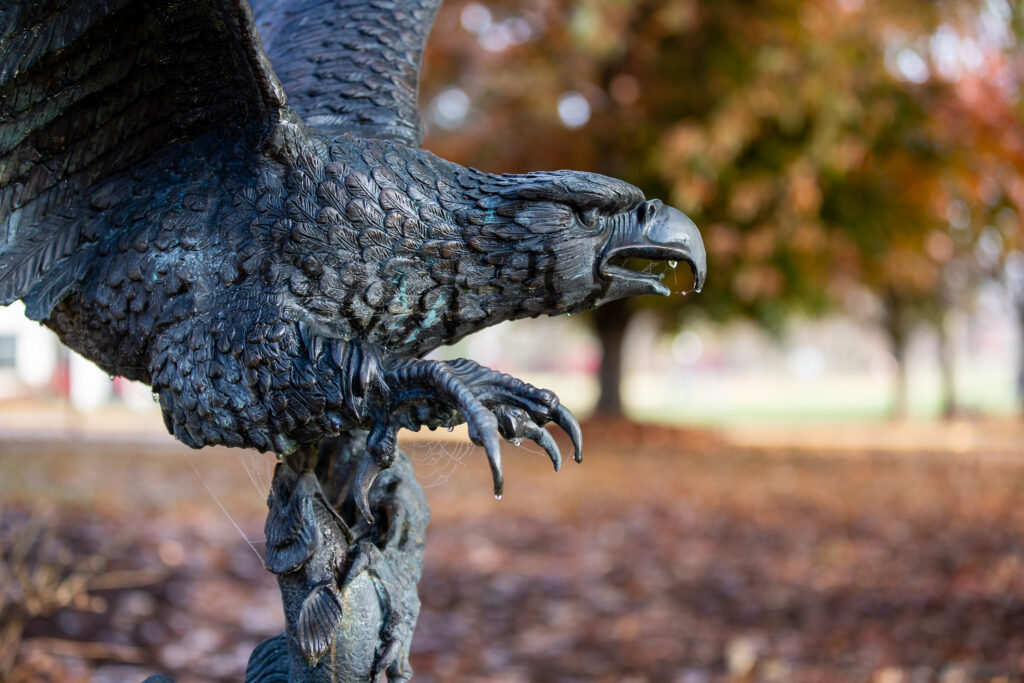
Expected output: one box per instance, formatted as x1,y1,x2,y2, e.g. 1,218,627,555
599,199,707,297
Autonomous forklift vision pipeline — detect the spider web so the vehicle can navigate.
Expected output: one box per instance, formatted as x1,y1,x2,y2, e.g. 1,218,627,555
402,434,476,488
235,449,276,500
183,449,268,563
185,433,474,562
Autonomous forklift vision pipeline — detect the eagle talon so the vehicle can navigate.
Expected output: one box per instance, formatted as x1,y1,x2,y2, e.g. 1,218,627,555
444,359,582,462
377,356,581,498
494,405,563,471
554,404,584,463
353,453,384,526
472,420,505,497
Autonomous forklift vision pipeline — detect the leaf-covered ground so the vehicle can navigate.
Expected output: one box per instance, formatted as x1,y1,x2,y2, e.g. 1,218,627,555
3,418,1024,682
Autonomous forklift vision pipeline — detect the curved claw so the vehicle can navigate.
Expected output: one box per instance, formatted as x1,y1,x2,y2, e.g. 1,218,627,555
468,419,503,498
354,453,383,526
529,424,563,472
554,404,583,463
495,406,562,472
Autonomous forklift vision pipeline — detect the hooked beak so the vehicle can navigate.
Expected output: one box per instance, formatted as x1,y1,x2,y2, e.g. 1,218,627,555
598,199,707,297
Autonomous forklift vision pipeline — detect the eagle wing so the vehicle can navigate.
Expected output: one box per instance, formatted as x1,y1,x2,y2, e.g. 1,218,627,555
250,0,442,148
0,0,285,319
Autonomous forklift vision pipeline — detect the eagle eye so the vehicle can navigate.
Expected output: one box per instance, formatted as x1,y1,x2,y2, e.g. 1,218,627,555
575,207,601,229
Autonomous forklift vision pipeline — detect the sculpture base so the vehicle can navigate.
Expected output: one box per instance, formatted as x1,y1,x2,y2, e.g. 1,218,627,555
246,432,429,683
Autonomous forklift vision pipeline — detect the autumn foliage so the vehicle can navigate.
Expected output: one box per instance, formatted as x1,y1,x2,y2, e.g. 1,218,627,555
421,0,1024,414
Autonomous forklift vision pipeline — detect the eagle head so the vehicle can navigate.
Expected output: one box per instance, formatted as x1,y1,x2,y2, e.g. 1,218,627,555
455,169,706,323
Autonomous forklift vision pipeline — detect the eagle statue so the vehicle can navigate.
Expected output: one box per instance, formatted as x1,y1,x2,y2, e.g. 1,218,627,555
0,0,706,680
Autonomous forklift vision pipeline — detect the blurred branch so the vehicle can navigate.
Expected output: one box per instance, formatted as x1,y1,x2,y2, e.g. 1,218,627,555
0,508,164,677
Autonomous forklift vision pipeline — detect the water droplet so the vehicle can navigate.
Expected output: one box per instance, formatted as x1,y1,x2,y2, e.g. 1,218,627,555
107,374,115,382
566,313,572,317
494,494,503,501
447,425,454,432
668,260,678,269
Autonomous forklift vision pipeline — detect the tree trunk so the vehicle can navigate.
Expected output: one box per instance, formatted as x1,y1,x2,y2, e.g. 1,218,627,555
1017,297,1024,414
593,299,630,416
883,292,909,420
937,312,958,420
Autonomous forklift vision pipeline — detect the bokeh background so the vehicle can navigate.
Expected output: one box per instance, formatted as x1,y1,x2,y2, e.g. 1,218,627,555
3,0,1024,681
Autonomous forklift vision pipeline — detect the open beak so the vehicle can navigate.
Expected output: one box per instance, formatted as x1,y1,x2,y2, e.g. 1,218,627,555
599,199,707,297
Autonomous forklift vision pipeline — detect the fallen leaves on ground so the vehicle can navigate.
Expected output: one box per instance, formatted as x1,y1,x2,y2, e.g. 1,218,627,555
4,421,1024,681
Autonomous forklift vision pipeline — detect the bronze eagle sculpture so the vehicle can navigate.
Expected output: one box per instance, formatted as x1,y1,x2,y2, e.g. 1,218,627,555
0,0,704,504
1,1,705,678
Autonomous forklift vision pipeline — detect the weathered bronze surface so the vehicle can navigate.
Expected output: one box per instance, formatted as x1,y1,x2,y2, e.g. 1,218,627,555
0,1,706,680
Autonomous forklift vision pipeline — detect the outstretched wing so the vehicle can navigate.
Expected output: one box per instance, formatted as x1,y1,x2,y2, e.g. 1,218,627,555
251,0,441,148
0,0,285,318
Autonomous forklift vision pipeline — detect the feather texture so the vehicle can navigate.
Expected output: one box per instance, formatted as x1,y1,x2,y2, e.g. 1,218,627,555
0,0,285,315
250,0,442,147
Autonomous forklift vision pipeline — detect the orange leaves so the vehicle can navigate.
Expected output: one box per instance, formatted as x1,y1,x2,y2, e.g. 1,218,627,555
420,0,1024,326
786,160,823,216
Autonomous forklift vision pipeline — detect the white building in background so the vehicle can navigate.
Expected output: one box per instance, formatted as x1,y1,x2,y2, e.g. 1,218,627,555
0,301,59,396
0,301,117,410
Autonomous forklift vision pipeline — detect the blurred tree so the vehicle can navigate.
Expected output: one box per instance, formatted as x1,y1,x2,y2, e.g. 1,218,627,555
420,0,1024,418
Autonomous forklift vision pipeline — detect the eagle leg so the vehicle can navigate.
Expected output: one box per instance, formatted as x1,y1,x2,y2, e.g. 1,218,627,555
339,342,583,524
